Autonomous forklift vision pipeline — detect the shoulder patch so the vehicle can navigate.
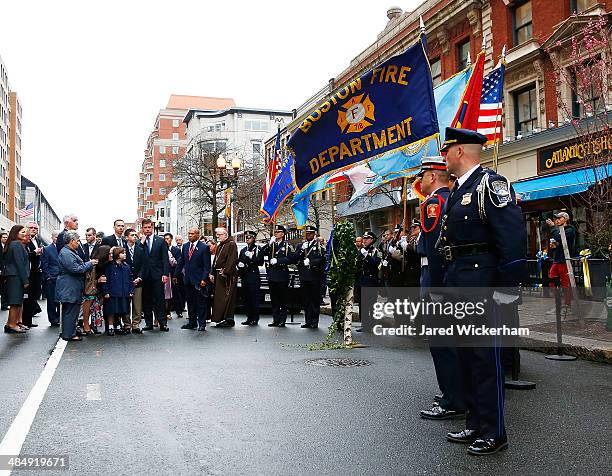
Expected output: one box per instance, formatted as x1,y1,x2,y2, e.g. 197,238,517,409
490,180,511,205
427,203,440,218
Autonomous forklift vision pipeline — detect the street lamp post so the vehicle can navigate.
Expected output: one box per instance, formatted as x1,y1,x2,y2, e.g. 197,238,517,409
216,153,241,235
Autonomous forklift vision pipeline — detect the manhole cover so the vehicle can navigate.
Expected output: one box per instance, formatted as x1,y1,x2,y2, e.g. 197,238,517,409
304,358,371,367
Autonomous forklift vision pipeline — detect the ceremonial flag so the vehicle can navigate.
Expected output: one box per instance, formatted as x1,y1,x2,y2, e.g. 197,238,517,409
477,61,505,144
289,36,439,190
368,65,473,184
451,51,485,129
18,203,34,219
261,127,292,223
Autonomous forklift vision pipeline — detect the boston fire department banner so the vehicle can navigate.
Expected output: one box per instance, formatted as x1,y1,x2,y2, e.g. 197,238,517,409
289,35,439,190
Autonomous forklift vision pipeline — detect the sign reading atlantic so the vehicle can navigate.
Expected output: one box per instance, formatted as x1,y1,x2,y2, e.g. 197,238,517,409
289,37,439,190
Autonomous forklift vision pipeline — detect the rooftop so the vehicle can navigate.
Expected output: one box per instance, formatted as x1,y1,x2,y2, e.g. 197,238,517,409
166,94,236,110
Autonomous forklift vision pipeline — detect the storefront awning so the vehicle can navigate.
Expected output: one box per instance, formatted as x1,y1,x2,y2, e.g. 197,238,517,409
513,165,612,202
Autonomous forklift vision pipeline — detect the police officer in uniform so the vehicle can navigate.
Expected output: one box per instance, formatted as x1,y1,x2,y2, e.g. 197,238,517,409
297,225,326,329
238,231,262,326
414,156,466,421
355,231,381,331
260,225,296,327
438,128,526,455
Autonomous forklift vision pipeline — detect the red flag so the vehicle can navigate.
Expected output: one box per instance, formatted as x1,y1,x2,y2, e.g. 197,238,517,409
451,51,485,130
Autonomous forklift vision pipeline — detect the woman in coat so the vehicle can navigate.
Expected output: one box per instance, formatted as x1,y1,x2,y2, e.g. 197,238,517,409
3,225,30,333
56,231,98,341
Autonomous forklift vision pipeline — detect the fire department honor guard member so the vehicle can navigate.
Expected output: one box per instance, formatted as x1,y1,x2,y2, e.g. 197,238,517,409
414,156,466,422
238,230,262,326
438,128,526,456
355,230,381,332
260,225,296,327
297,225,326,329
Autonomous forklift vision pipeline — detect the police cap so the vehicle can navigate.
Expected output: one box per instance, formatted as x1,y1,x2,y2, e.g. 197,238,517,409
274,225,287,233
440,127,488,152
363,231,376,240
304,225,318,233
245,230,257,239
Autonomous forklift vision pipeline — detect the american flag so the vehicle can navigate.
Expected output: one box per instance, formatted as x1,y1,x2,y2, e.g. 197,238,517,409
477,62,505,145
261,126,282,216
18,202,34,218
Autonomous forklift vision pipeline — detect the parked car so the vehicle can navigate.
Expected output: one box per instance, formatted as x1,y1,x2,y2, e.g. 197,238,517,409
235,242,302,315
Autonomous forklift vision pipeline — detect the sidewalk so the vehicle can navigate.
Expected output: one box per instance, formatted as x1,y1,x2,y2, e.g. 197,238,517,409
322,293,612,363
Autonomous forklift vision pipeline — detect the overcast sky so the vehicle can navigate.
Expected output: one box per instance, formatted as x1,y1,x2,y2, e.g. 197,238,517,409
1,0,421,235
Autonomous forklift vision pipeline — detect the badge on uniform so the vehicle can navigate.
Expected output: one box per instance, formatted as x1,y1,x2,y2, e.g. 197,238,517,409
461,193,472,205
490,180,511,205
427,203,439,218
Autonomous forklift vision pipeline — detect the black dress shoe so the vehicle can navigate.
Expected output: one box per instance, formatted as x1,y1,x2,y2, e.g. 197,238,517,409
4,325,26,334
420,405,465,420
107,328,115,336
176,313,183,319
28,323,39,327
181,324,196,329
355,327,363,332
268,322,279,327
434,393,443,403
447,429,479,444
215,320,235,328
142,326,154,331
197,327,207,331
241,320,256,325
1,306,9,311
277,323,286,327
301,323,318,328
49,323,60,327
159,326,170,332
132,328,142,334
467,437,508,455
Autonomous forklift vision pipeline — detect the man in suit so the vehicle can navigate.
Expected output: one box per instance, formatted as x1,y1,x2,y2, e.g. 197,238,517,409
41,231,61,326
171,234,186,318
175,227,211,331
124,228,145,333
102,219,127,248
139,219,170,332
57,214,79,254
26,222,44,301
164,233,184,318
82,228,100,261
439,128,526,455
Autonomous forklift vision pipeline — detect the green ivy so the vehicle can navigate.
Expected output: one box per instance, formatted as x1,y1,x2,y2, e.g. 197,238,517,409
327,221,358,340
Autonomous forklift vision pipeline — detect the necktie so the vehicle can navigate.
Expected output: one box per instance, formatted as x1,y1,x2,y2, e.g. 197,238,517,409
129,246,134,261
146,237,151,253
189,243,195,260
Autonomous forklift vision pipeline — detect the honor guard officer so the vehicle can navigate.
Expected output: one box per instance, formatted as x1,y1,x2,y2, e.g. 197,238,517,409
260,225,296,327
414,156,467,422
355,231,381,331
297,225,326,329
438,128,526,455
238,231,263,326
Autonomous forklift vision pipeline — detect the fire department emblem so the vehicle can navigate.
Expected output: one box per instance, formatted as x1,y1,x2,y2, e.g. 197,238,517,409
337,94,375,134
427,203,439,218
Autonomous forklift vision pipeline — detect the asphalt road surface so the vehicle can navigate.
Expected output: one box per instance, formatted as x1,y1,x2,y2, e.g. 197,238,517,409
0,307,610,476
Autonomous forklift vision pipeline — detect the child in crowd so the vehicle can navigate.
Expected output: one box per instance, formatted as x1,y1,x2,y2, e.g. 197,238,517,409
101,247,134,336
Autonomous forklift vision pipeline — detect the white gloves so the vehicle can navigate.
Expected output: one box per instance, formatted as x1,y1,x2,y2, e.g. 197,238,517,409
360,248,368,257
245,250,253,258
301,242,308,250
391,249,402,258
388,245,396,254
400,240,408,251
270,258,277,265
303,258,310,267
238,262,245,268
269,236,276,245
382,259,388,267
492,291,520,305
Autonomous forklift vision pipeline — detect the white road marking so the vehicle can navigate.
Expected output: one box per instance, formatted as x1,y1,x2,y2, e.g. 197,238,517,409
86,384,101,401
0,338,67,476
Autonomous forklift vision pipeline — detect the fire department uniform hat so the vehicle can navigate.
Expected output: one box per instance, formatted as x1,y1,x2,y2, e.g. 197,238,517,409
304,225,318,233
274,225,287,233
417,156,447,177
440,127,488,152
409,219,422,229
245,230,257,239
363,231,376,240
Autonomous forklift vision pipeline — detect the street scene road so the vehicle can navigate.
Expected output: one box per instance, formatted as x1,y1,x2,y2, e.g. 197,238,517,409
1,309,610,475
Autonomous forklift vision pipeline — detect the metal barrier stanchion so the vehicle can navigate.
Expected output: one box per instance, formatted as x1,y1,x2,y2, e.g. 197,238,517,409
545,279,577,361
505,303,536,390
286,274,302,325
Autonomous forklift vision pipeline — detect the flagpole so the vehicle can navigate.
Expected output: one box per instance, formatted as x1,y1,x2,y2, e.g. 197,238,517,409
402,177,408,229
493,45,506,172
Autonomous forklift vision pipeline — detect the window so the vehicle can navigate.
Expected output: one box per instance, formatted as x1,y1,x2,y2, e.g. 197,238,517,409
244,120,270,131
159,208,165,218
457,39,470,71
146,173,153,181
514,1,532,45
172,133,178,140
172,146,179,154
159,159,166,167
160,187,166,195
147,187,153,196
146,201,153,209
159,146,166,154
207,122,225,132
571,59,604,118
159,173,166,181
514,84,537,135
571,0,597,13
201,140,227,153
172,119,179,127
430,58,442,86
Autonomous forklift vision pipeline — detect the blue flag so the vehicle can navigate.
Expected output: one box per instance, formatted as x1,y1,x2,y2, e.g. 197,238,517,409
289,36,439,191
368,66,472,185
261,151,295,224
